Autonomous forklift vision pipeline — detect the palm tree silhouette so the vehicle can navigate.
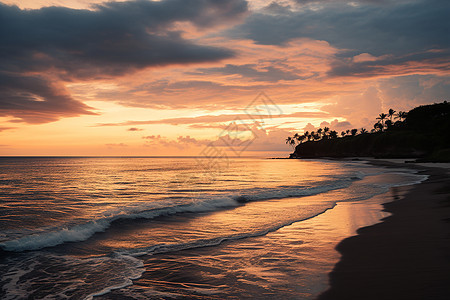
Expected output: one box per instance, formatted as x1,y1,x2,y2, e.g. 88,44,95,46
395,111,407,122
376,113,388,130
388,109,396,121
286,136,292,145
373,122,383,132
317,128,323,139
360,128,367,134
329,130,338,139
290,138,296,148
304,131,310,141
385,119,393,129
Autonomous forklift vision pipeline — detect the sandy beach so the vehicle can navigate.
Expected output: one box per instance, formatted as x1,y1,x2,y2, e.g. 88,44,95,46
318,161,450,300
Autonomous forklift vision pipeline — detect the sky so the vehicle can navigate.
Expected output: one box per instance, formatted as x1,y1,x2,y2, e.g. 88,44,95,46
0,0,449,156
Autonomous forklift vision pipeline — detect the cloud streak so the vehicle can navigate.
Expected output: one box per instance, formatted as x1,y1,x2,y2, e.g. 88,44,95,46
95,111,330,127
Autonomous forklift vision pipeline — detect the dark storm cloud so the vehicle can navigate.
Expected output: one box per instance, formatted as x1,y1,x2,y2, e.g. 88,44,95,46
0,0,248,123
191,64,306,82
0,72,96,123
231,0,450,57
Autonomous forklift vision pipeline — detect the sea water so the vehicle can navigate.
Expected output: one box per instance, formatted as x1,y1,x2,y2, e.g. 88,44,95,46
0,157,427,299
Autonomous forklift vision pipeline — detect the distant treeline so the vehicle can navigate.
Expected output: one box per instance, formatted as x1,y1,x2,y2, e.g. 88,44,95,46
288,101,450,162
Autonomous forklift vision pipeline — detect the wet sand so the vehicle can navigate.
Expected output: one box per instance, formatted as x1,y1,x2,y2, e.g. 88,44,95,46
318,161,450,300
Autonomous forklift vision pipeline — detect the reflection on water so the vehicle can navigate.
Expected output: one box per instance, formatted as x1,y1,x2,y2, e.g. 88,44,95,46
99,184,404,300
0,157,423,299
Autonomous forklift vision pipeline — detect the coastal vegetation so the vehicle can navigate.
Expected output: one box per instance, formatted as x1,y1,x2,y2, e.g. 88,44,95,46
287,101,450,162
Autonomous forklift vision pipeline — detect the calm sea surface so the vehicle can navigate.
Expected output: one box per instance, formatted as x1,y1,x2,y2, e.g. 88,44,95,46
0,157,426,299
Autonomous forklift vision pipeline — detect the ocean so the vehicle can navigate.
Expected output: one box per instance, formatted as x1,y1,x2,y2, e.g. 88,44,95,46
0,157,427,299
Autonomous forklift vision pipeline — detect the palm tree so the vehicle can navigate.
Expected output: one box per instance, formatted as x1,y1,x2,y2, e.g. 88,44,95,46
290,138,296,148
304,131,310,141
341,131,346,137
395,111,407,122
351,128,358,136
317,128,323,139
373,122,383,132
376,113,388,130
360,128,367,134
385,119,393,129
388,109,396,121
297,134,306,144
286,136,292,145
286,137,296,148
329,130,338,139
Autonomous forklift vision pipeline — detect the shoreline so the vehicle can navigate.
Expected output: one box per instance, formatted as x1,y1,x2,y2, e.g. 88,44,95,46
318,160,450,300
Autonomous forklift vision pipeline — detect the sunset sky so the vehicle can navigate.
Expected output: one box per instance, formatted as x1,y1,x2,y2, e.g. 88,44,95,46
0,0,449,156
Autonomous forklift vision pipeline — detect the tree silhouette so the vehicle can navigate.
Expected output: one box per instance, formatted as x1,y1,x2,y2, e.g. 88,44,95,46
285,105,417,153
373,122,383,132
329,130,338,139
286,136,292,145
317,128,323,139
376,113,388,131
388,108,396,121
395,111,407,122
290,138,296,147
385,119,393,130
304,131,311,141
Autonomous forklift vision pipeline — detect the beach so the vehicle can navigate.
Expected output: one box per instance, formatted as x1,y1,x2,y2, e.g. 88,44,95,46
319,161,450,300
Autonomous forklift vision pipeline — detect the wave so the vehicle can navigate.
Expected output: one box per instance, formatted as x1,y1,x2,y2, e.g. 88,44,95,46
0,179,353,252
120,204,337,257
0,252,144,300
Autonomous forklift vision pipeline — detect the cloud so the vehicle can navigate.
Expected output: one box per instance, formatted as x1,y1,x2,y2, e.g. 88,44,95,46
142,134,210,150
328,49,450,78
0,72,96,123
177,135,210,146
320,119,352,131
322,74,450,128
0,0,248,123
377,75,450,110
127,127,143,131
105,143,128,147
95,111,330,127
303,122,316,132
191,63,305,82
0,126,16,132
230,0,450,74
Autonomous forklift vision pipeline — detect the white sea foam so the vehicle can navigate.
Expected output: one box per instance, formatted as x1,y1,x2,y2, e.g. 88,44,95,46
0,252,144,300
